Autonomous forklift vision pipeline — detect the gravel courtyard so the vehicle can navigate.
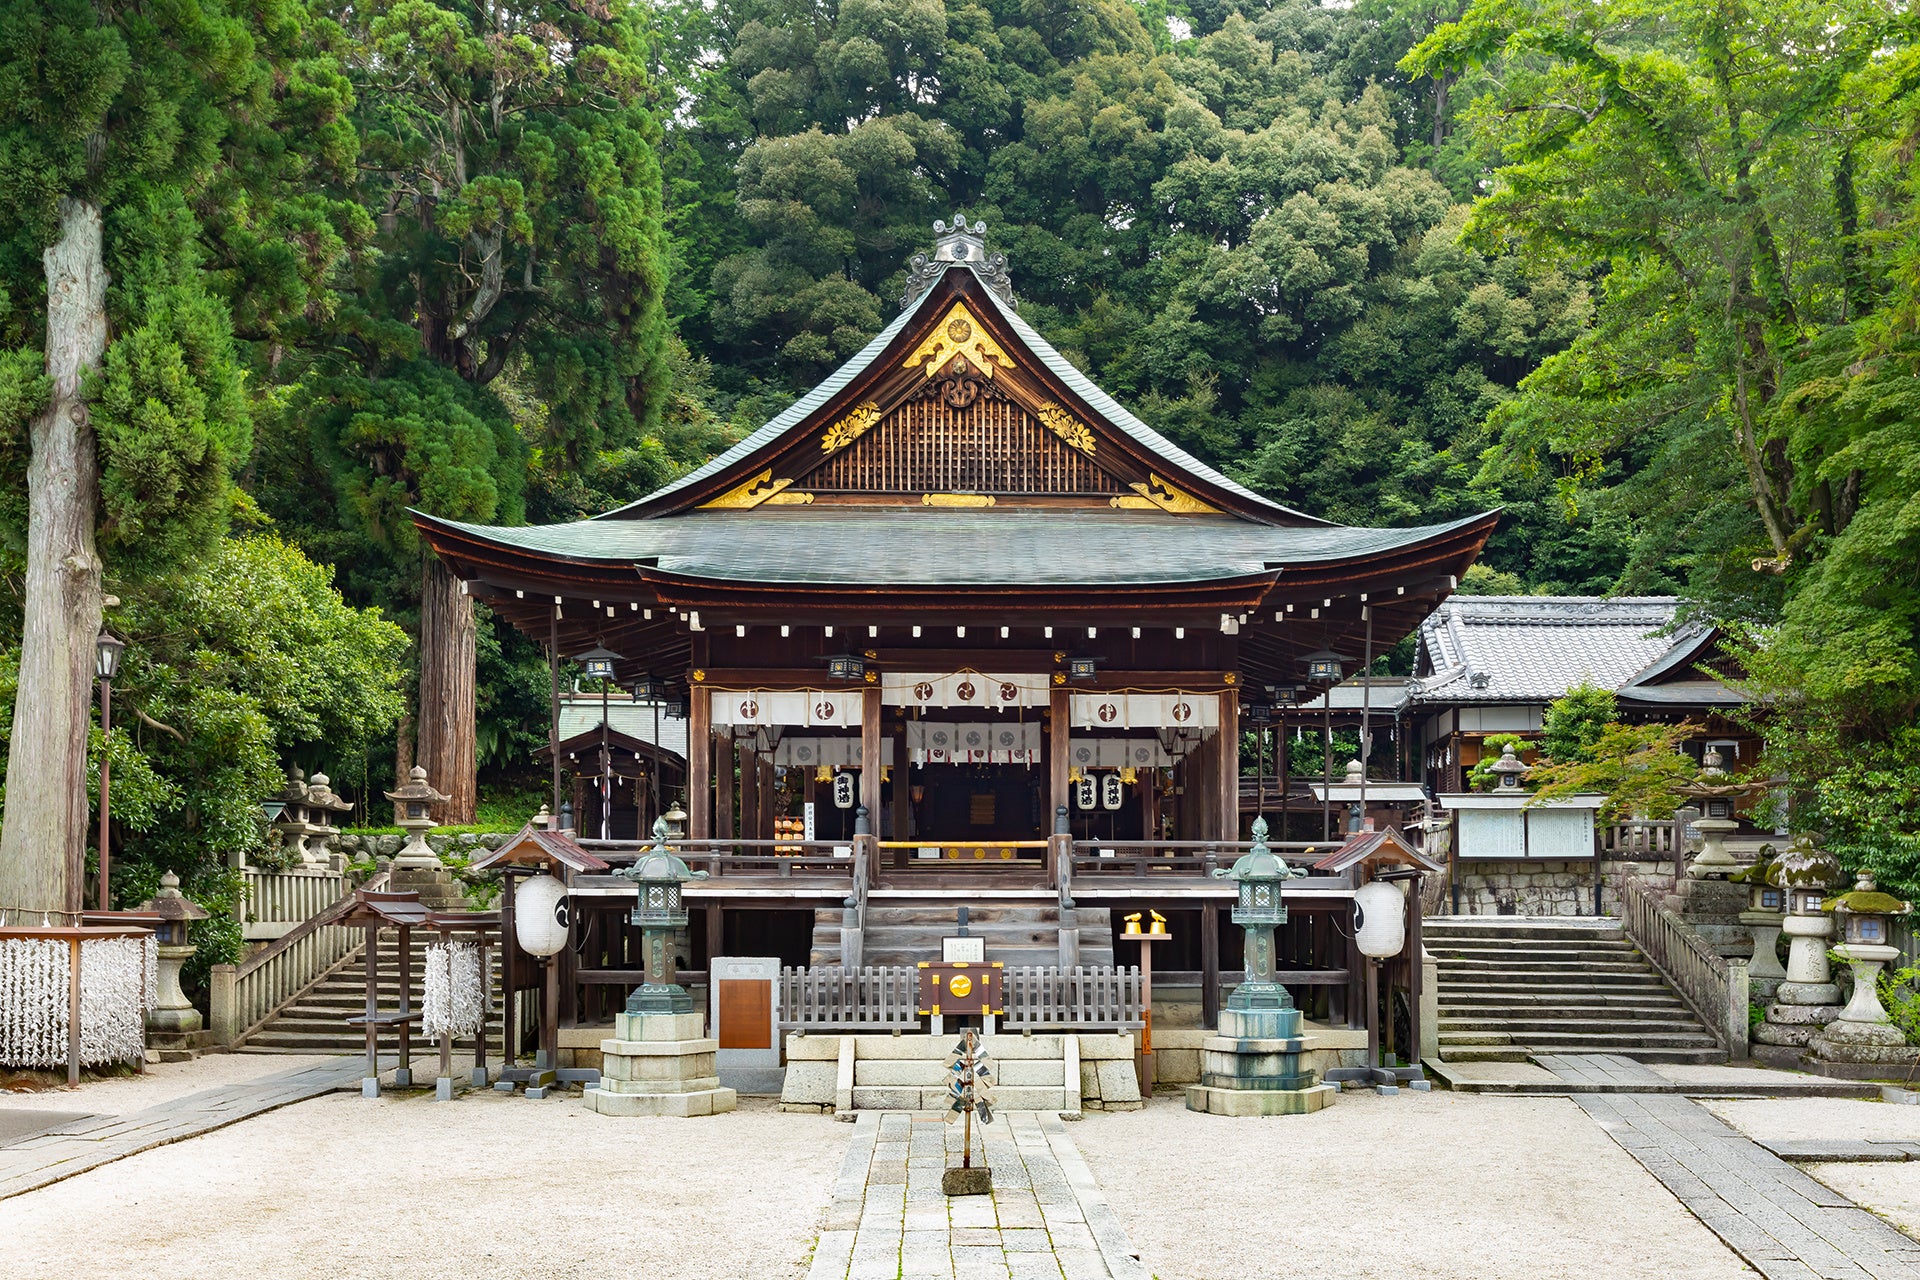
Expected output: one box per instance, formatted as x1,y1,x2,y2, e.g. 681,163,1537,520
13,1060,1920,1280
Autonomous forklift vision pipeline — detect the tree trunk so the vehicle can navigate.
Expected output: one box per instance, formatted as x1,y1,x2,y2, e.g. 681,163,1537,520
0,199,108,918
415,556,477,822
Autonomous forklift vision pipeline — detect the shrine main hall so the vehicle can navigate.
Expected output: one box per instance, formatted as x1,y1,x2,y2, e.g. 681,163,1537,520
414,218,1494,1025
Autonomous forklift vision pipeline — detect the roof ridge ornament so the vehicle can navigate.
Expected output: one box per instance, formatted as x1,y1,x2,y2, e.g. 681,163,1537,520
902,214,1015,310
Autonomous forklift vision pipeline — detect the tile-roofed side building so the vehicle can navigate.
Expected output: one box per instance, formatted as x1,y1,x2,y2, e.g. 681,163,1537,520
1413,596,1694,704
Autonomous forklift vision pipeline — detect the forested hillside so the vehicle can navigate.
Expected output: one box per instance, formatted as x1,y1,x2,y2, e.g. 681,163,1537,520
0,0,1915,919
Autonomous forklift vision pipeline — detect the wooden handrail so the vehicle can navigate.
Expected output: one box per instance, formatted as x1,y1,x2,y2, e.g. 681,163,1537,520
233,870,388,980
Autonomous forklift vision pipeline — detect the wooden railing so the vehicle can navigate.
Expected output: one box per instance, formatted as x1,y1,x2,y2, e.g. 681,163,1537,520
776,963,1148,1032
1070,839,1325,880
238,865,350,941
577,837,859,879
1002,965,1144,1030
1621,874,1749,1060
209,871,388,1046
779,965,920,1031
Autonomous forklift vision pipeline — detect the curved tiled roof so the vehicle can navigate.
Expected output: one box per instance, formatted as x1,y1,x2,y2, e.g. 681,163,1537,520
596,260,1322,524
1414,596,1742,705
422,507,1492,586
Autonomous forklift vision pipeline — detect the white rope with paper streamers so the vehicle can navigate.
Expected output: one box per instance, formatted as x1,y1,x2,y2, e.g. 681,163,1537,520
0,935,157,1069
422,940,487,1039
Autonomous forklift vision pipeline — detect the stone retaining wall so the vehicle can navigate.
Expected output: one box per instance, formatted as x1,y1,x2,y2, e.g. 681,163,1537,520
1432,858,1669,917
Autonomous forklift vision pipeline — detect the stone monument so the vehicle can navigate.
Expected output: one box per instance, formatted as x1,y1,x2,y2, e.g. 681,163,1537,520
584,819,737,1117
1732,847,1788,1002
141,871,214,1061
1187,819,1337,1116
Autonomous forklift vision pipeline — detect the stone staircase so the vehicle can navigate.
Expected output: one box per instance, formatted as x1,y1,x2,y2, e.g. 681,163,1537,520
238,930,503,1054
810,901,1115,968
847,1034,1080,1111
1426,917,1726,1064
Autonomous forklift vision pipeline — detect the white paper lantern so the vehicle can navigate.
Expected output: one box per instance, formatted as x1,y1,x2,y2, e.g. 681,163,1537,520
1353,880,1407,959
515,874,571,957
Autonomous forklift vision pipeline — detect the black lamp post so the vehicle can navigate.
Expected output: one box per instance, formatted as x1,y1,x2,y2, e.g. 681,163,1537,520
94,629,126,910
1301,647,1345,841
634,673,668,831
575,646,621,839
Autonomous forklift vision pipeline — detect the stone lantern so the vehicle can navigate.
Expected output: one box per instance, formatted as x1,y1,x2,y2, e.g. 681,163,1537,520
1732,847,1788,999
1811,873,1918,1067
585,816,734,1117
386,765,452,871
1189,817,1334,1115
1754,835,1843,1055
1677,749,1758,879
141,871,212,1060
267,767,314,866
662,801,689,841
617,817,709,1015
1487,742,1529,791
303,772,354,867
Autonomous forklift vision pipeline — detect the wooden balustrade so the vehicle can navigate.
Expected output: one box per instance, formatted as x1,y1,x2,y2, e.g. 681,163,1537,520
779,965,921,1030
1002,965,1144,1030
209,871,387,1046
1621,874,1749,1060
239,865,350,941
775,963,1148,1032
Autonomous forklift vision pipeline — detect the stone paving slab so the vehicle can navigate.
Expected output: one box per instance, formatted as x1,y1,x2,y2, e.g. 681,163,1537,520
0,1056,377,1201
808,1112,1148,1280
1430,1053,1881,1098
1761,1141,1919,1164
1576,1092,1920,1279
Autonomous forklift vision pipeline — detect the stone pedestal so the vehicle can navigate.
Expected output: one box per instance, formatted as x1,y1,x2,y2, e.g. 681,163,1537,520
583,1011,737,1117
145,941,215,1061
388,865,467,912
1809,944,1920,1069
1687,815,1740,879
1756,911,1842,1049
1668,878,1751,955
1740,909,1787,1002
1185,1007,1336,1116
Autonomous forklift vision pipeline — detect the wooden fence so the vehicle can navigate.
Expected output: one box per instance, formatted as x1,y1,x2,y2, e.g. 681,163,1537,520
238,865,350,941
209,871,385,1046
778,966,920,1031
1621,874,1749,1060
776,963,1145,1032
1002,965,1144,1030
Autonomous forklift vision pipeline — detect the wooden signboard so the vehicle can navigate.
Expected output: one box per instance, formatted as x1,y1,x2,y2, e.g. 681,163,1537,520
710,956,780,1079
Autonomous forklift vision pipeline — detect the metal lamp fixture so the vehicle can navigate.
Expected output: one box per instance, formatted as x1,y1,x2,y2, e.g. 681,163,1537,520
1067,656,1098,682
633,672,669,702
664,695,689,720
95,629,126,680
616,816,710,1014
575,645,621,680
826,652,866,682
1242,700,1273,725
1301,647,1344,684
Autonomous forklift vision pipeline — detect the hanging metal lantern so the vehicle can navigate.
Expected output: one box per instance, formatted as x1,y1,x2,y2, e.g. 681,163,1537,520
575,645,621,680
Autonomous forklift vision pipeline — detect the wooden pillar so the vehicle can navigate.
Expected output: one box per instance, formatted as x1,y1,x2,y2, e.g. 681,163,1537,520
860,686,883,832
1218,686,1239,843
1049,687,1070,827
715,730,735,840
762,755,777,836
739,746,760,841
1201,902,1221,1030
706,902,723,970
689,687,711,839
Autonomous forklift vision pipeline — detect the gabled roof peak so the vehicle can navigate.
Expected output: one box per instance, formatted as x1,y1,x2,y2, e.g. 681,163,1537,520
902,214,1014,309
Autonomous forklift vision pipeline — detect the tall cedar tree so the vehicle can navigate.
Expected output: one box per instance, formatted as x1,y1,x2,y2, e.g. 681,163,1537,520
0,0,349,914
265,0,672,820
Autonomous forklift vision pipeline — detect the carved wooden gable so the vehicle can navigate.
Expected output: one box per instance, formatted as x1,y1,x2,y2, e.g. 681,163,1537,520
697,293,1223,513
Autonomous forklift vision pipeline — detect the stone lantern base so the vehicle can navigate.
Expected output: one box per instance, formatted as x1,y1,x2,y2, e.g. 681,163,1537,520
583,1011,737,1117
1185,1006,1336,1117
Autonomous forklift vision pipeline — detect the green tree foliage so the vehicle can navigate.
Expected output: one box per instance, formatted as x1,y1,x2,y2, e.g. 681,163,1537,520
1529,720,1701,823
1539,683,1617,764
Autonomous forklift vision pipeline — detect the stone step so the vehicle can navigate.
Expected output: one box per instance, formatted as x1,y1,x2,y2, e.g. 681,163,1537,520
1428,944,1637,961
240,1029,492,1052
1435,967,1670,986
1443,1028,1722,1050
853,1060,1064,1088
1440,1017,1717,1037
1440,1005,1696,1025
1440,989,1687,1007
850,1085,1072,1111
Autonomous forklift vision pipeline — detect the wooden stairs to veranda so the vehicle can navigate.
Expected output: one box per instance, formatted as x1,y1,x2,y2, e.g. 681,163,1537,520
1426,916,1726,1065
236,930,502,1055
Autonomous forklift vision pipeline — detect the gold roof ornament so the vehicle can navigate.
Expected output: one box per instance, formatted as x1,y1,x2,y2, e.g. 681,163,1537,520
1036,403,1095,455
902,302,1015,380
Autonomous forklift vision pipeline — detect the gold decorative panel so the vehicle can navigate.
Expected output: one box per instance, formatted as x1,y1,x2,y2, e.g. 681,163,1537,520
1036,403,1095,455
820,402,881,453
902,303,1015,379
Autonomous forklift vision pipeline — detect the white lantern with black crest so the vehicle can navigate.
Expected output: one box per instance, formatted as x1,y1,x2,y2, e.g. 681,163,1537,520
514,874,571,957
1353,879,1407,959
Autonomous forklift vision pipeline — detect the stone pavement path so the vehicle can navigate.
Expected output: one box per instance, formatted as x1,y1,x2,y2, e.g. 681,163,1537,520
0,1055,374,1201
808,1111,1149,1280
1576,1092,1920,1280
1536,1052,1670,1089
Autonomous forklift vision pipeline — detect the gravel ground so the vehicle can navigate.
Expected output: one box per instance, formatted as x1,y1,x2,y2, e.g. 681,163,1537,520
1806,1163,1920,1240
1074,1093,1752,1280
1703,1097,1920,1143
5,1089,846,1280
0,1052,339,1113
